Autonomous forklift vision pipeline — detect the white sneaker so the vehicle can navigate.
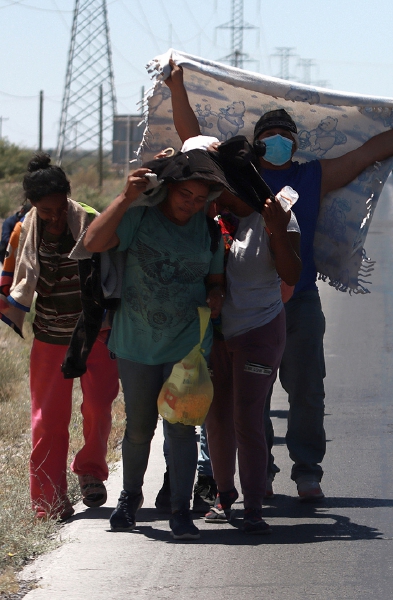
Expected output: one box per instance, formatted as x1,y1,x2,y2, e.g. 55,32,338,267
297,479,324,502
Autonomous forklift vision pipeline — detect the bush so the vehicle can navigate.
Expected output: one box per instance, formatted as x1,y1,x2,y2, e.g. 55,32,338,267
0,183,24,218
0,140,32,181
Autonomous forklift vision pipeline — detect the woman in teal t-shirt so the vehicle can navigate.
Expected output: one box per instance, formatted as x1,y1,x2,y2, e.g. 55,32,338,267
84,149,228,540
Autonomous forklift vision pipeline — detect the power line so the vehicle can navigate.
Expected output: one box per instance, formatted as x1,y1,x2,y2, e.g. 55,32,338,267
0,0,73,12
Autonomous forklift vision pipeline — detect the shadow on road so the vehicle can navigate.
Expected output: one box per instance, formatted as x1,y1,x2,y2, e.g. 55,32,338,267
69,494,392,545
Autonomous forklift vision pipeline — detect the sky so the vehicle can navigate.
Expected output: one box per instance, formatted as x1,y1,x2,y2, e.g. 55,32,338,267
1,0,393,151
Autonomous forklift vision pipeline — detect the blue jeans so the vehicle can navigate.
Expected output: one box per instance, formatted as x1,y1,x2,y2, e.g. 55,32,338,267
265,290,326,482
163,422,213,478
117,358,198,511
197,424,213,476
162,349,213,479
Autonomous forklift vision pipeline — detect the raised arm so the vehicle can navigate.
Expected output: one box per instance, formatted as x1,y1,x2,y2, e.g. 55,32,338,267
320,128,393,199
84,168,151,252
164,59,201,143
262,199,302,286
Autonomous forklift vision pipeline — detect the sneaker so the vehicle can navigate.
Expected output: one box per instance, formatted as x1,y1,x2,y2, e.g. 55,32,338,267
109,490,144,531
78,474,107,508
265,475,274,499
192,474,217,513
155,468,171,513
170,509,200,540
205,487,239,523
243,508,272,535
297,479,324,502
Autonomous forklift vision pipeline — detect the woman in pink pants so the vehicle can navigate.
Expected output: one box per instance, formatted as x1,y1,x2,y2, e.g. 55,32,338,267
1,153,118,520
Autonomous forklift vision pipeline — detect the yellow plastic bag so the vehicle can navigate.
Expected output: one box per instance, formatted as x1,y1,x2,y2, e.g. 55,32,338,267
157,306,214,426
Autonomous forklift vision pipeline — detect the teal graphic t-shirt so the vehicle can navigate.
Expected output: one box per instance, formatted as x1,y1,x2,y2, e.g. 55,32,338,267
108,205,224,365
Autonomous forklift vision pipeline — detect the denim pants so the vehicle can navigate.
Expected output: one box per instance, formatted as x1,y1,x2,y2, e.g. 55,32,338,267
117,358,198,512
163,422,213,477
265,290,326,482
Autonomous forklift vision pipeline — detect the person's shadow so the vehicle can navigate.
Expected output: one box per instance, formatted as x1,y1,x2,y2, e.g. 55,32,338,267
73,495,391,546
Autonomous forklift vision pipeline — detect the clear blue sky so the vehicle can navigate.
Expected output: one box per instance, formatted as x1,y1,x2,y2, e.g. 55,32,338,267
1,0,393,150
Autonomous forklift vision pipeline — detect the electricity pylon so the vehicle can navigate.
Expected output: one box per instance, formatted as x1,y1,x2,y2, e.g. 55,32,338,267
217,0,257,69
56,0,117,166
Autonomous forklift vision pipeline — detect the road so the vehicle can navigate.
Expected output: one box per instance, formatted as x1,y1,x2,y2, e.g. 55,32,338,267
22,177,393,600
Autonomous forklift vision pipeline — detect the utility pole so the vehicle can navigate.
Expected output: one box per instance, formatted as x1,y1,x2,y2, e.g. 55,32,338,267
0,116,9,140
38,90,44,151
125,114,130,177
56,0,117,174
98,85,103,189
141,86,145,115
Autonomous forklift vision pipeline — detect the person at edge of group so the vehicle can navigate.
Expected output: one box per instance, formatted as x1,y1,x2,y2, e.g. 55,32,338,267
0,154,119,520
167,59,393,503
83,148,231,540
0,202,31,264
165,60,302,534
254,93,393,502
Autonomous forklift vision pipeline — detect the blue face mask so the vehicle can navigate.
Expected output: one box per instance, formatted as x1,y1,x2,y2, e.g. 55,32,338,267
263,134,293,166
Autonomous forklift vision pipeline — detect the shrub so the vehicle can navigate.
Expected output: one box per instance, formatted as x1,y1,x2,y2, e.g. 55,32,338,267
0,140,32,181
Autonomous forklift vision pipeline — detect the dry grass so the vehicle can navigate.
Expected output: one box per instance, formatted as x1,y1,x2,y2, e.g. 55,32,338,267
0,317,125,595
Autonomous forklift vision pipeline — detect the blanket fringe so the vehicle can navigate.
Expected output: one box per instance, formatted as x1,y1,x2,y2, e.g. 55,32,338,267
317,250,374,295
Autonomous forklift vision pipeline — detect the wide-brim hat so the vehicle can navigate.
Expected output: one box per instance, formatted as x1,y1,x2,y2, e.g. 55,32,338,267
143,149,234,194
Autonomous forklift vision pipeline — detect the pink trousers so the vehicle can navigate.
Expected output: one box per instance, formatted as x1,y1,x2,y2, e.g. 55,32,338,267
30,338,119,513
205,310,286,509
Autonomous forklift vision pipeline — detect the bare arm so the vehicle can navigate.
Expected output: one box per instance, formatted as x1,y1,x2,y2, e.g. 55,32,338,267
320,128,393,198
84,168,151,252
263,199,302,286
164,59,201,143
205,273,225,319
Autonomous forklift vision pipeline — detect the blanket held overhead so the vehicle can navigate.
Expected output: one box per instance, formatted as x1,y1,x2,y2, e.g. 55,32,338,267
141,48,393,294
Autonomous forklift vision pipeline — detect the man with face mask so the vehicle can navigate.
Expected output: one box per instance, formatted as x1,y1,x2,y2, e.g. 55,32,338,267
253,107,393,500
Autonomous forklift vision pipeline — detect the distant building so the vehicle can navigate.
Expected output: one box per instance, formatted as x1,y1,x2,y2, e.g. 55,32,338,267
112,115,144,169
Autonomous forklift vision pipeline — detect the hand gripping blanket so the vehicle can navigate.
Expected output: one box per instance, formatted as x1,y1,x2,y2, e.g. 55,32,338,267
141,48,393,293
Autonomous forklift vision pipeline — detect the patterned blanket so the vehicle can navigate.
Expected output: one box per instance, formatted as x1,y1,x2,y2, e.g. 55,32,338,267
141,48,393,293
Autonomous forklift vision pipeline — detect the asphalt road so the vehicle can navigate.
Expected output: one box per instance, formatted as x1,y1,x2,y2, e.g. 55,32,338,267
22,177,393,600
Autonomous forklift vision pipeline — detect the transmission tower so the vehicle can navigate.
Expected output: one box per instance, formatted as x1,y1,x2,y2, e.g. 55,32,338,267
217,0,257,69
298,58,315,85
273,47,297,80
56,0,117,166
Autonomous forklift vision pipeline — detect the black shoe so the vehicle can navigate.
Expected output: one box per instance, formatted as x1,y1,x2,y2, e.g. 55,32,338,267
155,468,171,513
170,509,200,540
193,474,218,513
110,490,144,531
243,508,272,535
205,487,239,523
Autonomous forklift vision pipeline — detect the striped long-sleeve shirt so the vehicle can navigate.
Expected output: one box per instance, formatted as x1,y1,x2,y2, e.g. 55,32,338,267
33,222,82,345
